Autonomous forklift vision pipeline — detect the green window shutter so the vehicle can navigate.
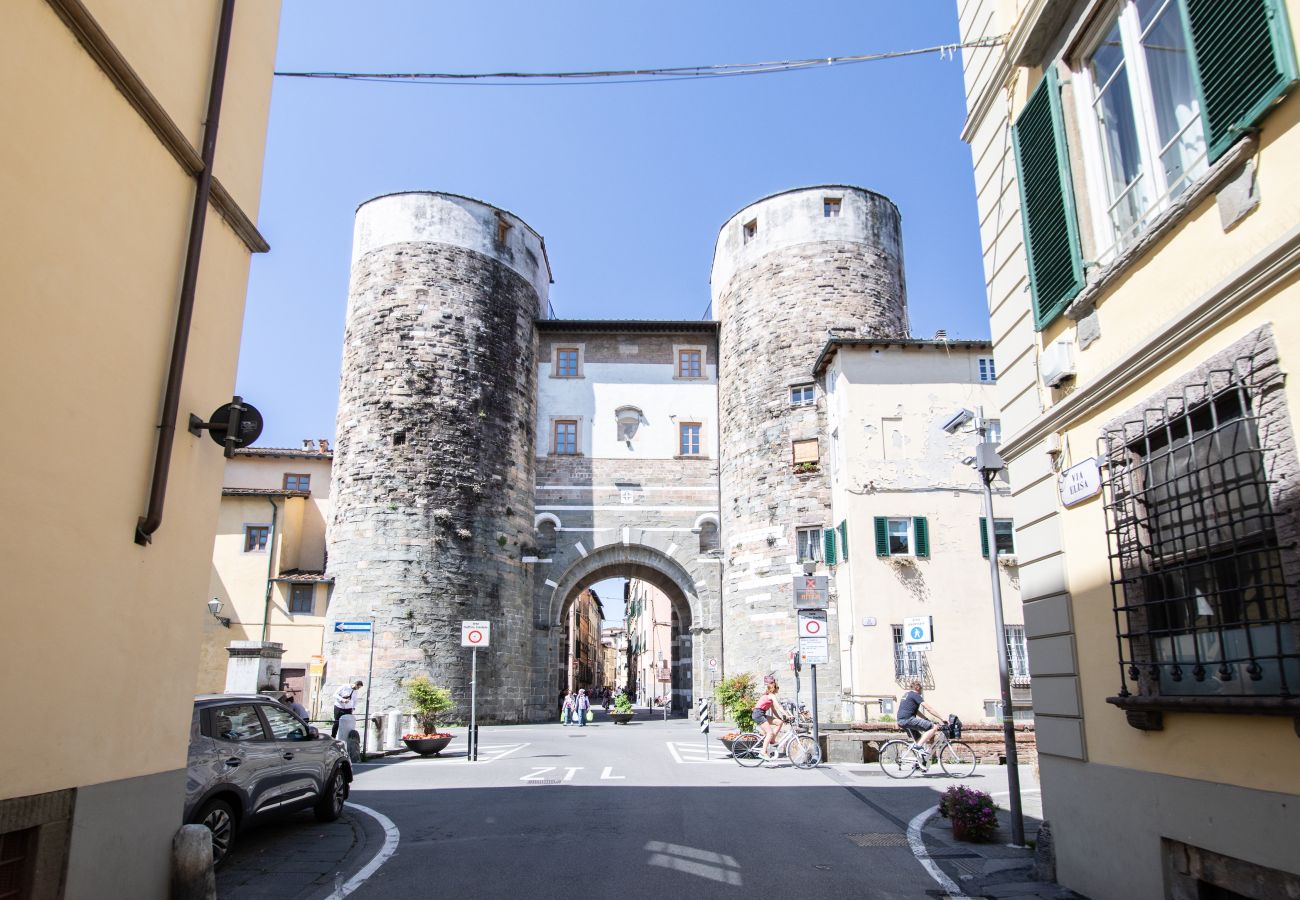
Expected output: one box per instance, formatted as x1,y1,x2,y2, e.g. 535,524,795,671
823,527,837,566
839,520,849,562
979,517,990,559
913,517,930,559
1183,0,1299,162
1012,67,1085,331
874,517,889,557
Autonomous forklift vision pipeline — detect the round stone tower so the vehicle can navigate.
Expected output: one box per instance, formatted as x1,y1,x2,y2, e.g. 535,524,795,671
324,192,549,723
711,185,908,716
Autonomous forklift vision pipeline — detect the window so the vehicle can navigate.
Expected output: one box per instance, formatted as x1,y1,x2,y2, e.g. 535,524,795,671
261,704,309,740
892,625,924,680
796,526,822,563
536,520,557,555
1078,0,1207,260
874,517,930,558
677,349,702,379
679,423,702,456
0,827,36,899
555,347,580,377
742,219,757,243
284,473,310,492
1103,378,1297,700
823,197,841,218
977,357,996,383
792,439,819,466
980,518,1016,557
984,700,1036,722
289,583,314,614
553,420,578,455
1005,625,1030,679
496,216,511,245
698,520,720,553
790,384,815,406
986,418,1003,446
214,704,267,742
244,525,270,553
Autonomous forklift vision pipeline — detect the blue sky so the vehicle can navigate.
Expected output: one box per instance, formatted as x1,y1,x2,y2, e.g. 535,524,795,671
235,0,987,452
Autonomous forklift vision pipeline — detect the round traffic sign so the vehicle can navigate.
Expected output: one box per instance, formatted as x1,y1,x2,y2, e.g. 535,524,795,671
805,620,822,635
467,629,484,644
910,626,924,640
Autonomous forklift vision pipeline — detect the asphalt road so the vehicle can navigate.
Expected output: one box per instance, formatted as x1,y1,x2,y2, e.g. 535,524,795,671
337,710,1036,899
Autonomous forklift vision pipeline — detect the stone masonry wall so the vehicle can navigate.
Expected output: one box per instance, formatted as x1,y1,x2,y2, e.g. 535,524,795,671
325,239,539,723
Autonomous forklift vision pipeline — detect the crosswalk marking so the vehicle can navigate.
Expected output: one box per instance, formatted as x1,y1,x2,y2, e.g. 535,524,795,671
477,742,529,763
665,741,731,765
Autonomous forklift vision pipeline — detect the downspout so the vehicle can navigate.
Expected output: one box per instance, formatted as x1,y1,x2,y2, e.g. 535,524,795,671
260,495,278,642
135,0,238,545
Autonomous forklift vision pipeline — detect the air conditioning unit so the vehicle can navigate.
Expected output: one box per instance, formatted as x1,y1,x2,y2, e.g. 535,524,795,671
1040,339,1076,387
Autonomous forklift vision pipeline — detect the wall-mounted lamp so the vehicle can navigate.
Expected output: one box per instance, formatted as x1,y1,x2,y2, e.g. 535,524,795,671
208,597,231,628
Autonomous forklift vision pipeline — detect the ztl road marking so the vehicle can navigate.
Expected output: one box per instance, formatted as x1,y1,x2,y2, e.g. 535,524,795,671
600,767,625,780
562,767,581,782
520,767,555,781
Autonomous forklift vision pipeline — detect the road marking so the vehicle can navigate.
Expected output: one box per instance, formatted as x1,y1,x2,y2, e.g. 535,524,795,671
666,741,729,765
478,742,529,763
600,766,625,780
561,766,582,782
908,787,1041,899
321,802,400,900
520,766,556,782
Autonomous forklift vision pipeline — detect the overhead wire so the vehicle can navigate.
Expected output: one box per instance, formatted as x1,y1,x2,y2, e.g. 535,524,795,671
274,35,1008,87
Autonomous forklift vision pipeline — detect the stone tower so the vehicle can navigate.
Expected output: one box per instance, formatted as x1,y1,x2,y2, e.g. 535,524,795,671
712,185,908,712
324,192,549,723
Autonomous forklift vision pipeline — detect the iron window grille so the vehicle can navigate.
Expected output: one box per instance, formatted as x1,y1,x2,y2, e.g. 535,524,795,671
892,625,925,681
1101,365,1299,715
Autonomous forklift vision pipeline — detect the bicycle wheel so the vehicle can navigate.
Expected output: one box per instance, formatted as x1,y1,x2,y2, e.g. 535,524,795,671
877,740,917,779
939,741,977,777
730,733,763,767
786,733,822,769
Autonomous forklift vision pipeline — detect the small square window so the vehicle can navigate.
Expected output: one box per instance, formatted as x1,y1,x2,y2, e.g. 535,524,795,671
796,526,823,563
556,347,580,377
986,418,1003,445
823,197,841,218
553,420,578,455
677,349,702,379
887,518,912,556
792,439,819,465
679,423,702,456
244,525,270,553
978,357,997,383
743,219,757,244
790,385,815,406
496,217,511,245
283,473,310,492
289,583,314,614
993,519,1015,555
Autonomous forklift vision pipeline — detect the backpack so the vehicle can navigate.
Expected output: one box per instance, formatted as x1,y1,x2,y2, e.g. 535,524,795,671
945,714,963,739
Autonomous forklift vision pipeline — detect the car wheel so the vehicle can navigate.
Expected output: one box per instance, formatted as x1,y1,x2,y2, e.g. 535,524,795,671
195,798,236,865
314,766,348,822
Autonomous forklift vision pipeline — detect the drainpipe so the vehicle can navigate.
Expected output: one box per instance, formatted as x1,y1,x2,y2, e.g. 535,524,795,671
260,496,278,642
135,0,238,546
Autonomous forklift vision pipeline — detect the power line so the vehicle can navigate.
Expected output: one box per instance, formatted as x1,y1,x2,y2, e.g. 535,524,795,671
274,36,1007,87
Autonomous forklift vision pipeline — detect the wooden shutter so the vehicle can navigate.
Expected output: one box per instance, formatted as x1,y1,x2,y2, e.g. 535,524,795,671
1012,67,1085,331
1183,0,1299,161
913,517,930,558
823,527,837,566
874,517,889,557
979,517,990,558
838,520,849,562
793,439,819,464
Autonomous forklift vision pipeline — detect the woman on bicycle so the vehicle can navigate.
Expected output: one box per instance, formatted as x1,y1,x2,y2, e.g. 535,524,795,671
752,677,789,761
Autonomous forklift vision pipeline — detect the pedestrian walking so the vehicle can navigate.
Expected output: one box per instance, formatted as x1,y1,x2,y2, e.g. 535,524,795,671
576,688,591,727
561,690,576,726
331,680,363,738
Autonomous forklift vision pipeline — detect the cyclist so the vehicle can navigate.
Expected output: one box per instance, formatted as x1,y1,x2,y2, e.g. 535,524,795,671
752,676,791,761
897,680,946,766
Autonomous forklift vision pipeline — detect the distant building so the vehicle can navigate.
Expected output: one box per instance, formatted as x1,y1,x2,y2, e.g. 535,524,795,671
562,589,604,693
624,579,678,707
198,442,334,715
600,625,626,690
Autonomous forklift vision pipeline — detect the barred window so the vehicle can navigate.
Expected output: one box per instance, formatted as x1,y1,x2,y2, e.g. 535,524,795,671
892,625,924,681
1104,376,1297,704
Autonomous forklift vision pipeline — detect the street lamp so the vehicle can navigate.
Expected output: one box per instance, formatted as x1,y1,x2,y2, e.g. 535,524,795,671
944,405,1025,846
207,597,231,628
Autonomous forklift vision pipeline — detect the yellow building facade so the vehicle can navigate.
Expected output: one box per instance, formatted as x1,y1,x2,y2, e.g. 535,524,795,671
198,445,335,716
958,0,1300,896
0,1,279,896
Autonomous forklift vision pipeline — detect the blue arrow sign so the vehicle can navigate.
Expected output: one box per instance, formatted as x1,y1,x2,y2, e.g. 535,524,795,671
334,621,373,633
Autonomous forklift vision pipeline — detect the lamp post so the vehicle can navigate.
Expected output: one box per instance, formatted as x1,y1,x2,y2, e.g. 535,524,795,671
945,406,1025,846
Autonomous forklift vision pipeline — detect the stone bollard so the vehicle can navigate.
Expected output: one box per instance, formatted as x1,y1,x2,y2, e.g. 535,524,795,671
171,824,215,900
1032,820,1056,882
385,709,401,749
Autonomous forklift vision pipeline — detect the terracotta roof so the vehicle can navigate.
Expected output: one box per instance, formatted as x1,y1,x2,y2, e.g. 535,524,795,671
812,336,994,377
221,488,310,498
273,570,334,583
233,447,332,459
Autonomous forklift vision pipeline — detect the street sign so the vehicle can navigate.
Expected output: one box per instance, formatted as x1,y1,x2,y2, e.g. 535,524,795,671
334,621,372,633
792,576,829,609
461,620,491,648
797,609,827,638
706,657,718,672
903,615,933,645
697,698,710,733
1059,457,1103,507
798,636,830,665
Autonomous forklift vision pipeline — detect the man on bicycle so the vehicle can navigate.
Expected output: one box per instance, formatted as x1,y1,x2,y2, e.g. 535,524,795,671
897,680,945,760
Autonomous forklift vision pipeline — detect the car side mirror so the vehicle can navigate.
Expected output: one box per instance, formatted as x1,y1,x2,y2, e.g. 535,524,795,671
307,726,320,740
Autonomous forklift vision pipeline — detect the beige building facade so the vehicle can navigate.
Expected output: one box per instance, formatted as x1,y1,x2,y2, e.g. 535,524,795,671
198,444,335,716
0,0,280,896
625,579,677,706
815,339,1028,724
957,0,1300,895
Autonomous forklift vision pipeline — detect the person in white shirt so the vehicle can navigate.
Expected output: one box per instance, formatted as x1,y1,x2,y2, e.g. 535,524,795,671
331,680,363,738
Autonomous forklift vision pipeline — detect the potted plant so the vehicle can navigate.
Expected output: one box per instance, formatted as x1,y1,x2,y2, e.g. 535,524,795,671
937,786,999,842
608,692,635,724
714,673,757,751
401,676,455,756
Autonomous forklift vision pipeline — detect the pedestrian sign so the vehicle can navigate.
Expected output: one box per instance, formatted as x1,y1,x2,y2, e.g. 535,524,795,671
334,621,372,633
903,615,933,645
461,620,491,648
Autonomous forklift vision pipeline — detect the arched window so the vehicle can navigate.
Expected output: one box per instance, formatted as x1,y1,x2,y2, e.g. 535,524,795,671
535,517,558,555
698,520,719,553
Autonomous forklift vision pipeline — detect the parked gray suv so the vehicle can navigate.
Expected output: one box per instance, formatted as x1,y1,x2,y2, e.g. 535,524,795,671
185,694,353,864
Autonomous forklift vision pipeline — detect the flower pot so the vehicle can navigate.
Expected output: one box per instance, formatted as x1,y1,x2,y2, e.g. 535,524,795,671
403,735,453,756
607,712,634,725
952,819,971,841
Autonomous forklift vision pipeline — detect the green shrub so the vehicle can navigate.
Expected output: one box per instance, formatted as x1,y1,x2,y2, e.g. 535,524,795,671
879,714,895,722
613,692,633,714
405,675,453,734
714,673,757,732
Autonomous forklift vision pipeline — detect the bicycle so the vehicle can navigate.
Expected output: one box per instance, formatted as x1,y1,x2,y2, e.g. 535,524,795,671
877,723,976,778
731,706,821,769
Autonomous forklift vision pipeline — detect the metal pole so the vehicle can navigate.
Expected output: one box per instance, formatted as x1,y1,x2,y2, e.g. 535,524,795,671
362,627,375,762
981,459,1025,846
470,648,478,762
809,664,820,751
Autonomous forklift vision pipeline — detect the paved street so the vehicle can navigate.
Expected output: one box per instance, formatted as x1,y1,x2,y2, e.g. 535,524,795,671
218,710,1076,899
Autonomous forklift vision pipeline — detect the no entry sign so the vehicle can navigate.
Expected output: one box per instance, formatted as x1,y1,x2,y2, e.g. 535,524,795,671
461,620,491,648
